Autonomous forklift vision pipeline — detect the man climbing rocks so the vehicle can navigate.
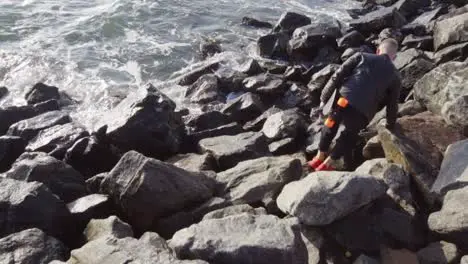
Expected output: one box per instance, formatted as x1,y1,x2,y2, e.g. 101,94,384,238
308,38,401,171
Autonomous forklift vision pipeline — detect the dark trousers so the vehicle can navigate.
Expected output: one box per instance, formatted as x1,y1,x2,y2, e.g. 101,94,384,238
319,104,368,160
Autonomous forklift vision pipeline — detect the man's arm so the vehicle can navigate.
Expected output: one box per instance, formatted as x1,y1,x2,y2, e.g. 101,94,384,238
320,53,361,104
385,76,401,129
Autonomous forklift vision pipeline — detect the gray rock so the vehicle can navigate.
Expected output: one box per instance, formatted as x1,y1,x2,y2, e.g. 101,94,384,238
177,62,219,86
307,64,340,93
402,35,434,51
0,228,67,264
281,83,316,113
277,171,386,225
184,110,232,133
7,111,71,141
362,136,385,160
216,156,302,210
272,12,311,34
187,122,243,144
242,17,273,29
398,100,426,117
198,132,270,170
0,99,59,135
399,58,435,92
99,85,184,159
242,73,288,95
221,92,265,123
69,232,208,264
349,7,407,35
84,215,133,242
243,106,282,131
185,74,222,104
85,172,107,193
269,137,297,155
283,66,304,82
25,83,60,105
100,151,213,233
434,42,468,65
257,32,290,60
239,59,263,75
0,178,74,244
393,48,428,70
393,0,430,18
417,241,459,264
338,31,365,50
5,152,86,203
413,61,468,130
434,12,468,51
0,136,26,172
167,153,215,172
407,7,442,28
428,185,468,248
378,28,404,44
67,194,113,230
262,109,306,141
26,123,89,159
202,204,267,220
169,214,322,264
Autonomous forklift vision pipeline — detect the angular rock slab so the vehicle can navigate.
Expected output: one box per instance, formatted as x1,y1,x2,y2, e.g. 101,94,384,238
166,153,215,172
277,171,386,225
262,109,306,141
170,214,322,264
7,111,71,141
434,12,468,51
221,92,265,123
349,7,406,35
67,194,113,230
0,228,68,264
202,204,267,220
417,241,459,264
84,215,133,242
100,151,213,233
25,82,60,105
0,136,26,173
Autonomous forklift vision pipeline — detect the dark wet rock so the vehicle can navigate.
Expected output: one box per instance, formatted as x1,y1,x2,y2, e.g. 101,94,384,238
431,139,468,198
177,62,219,86
242,73,288,95
0,136,26,173
399,58,435,93
199,39,222,60
154,197,230,239
434,13,468,51
7,111,71,141
362,136,385,159
0,228,68,264
242,16,273,28
378,27,404,43
221,92,265,123
283,66,304,82
100,151,213,234
354,255,380,264
0,178,74,244
243,106,282,131
434,42,468,64
402,35,434,50
239,59,263,75
349,7,407,36
25,83,60,105
393,0,430,18
0,99,59,135
277,171,386,225
64,127,121,179
202,204,267,220
393,48,428,70
257,32,290,60
169,214,322,264
280,83,317,113
67,194,113,231
198,132,270,170
186,122,243,145
269,138,297,155
260,60,289,74
185,74,223,104
414,61,468,130
0,86,8,99
262,109,306,141
217,70,248,93
84,215,133,242
272,12,311,34
85,173,107,193
69,232,208,264
216,156,302,211
184,110,232,133
311,45,341,66
26,123,89,159
98,86,184,159
417,241,459,264
307,64,340,93
338,30,366,50
167,153,216,172
428,185,468,249
5,152,86,203
405,7,442,31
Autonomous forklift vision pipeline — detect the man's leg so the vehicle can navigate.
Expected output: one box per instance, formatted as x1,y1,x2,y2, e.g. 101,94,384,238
310,108,343,167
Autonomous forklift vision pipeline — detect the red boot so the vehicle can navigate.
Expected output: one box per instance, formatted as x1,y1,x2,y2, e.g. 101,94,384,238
316,162,335,171
307,157,323,170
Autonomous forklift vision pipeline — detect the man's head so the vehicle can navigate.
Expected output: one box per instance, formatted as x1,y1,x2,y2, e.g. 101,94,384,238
376,38,399,60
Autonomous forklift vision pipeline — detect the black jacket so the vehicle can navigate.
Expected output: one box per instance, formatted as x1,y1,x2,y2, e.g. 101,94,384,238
321,52,401,128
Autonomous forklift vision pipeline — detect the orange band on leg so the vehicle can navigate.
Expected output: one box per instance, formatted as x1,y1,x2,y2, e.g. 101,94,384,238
337,97,349,108
325,117,335,128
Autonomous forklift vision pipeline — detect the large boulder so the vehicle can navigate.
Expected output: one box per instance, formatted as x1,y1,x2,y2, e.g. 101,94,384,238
277,171,386,225
221,92,265,123
349,7,407,36
242,73,288,95
417,241,459,264
25,83,60,105
7,111,71,141
392,0,430,18
67,194,113,231
243,106,282,131
280,83,316,113
177,62,219,86
414,61,468,130
0,178,74,244
434,12,468,51
216,156,302,211
97,85,184,159
337,30,365,50
184,110,232,133
198,132,270,170
0,99,59,135
242,17,273,29
307,64,340,93
262,109,306,141
100,151,213,233
0,136,26,172
84,215,133,242
272,12,311,34
398,58,435,96
185,122,243,146
393,48,428,70
68,232,208,264
0,228,68,264
26,123,89,159
431,139,468,199
434,42,468,65
167,153,216,172
5,152,86,203
428,185,468,249
402,35,433,51
169,214,322,264
257,32,290,60
184,74,222,104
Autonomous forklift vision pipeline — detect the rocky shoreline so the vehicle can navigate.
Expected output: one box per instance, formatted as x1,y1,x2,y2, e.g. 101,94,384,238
0,0,467,263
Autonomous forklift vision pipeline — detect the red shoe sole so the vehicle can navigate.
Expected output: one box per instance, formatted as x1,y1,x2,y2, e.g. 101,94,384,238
307,158,323,170
316,163,334,171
